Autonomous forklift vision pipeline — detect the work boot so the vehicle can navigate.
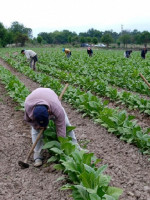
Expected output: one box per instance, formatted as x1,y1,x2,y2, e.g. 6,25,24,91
34,159,42,167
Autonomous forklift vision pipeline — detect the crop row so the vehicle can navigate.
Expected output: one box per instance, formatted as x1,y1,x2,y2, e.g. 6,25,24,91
2,58,150,155
36,49,150,96
1,48,150,96
0,65,122,200
36,62,150,116
2,53,150,117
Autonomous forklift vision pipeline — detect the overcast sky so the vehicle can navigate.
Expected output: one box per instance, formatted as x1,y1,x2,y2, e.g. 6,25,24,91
1,0,150,37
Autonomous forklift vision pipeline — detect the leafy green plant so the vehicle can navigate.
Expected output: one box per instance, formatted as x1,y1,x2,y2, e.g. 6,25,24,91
42,121,123,200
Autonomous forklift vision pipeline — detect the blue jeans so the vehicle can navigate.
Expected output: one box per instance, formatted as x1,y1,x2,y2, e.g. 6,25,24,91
30,55,38,70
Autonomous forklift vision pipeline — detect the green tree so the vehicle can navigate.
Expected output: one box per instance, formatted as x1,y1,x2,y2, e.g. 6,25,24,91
119,34,131,47
130,29,141,44
80,36,86,43
68,36,72,43
92,37,98,44
72,36,79,43
0,22,7,47
116,39,121,47
14,33,28,46
102,30,119,42
38,32,53,44
140,31,150,47
10,21,32,38
87,37,92,43
101,33,113,47
52,31,63,44
37,36,43,44
87,28,102,40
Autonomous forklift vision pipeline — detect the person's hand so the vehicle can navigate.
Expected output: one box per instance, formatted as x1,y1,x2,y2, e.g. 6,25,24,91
34,125,44,130
39,126,47,130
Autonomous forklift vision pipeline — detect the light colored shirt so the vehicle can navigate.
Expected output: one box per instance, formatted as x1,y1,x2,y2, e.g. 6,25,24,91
24,50,36,60
24,88,66,137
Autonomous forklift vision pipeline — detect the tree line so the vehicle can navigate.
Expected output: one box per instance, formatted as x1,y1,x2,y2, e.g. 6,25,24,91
0,21,32,47
0,21,150,47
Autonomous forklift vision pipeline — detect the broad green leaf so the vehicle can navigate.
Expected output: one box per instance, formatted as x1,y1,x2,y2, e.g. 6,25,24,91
99,174,111,187
106,187,123,200
54,176,66,182
103,194,115,200
62,160,80,174
73,185,90,200
66,126,76,134
53,164,64,170
42,141,60,149
47,156,58,163
61,142,76,155
82,153,94,165
50,147,63,155
89,193,101,200
96,165,108,176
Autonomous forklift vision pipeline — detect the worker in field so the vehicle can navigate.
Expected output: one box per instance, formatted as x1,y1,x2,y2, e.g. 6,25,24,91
24,88,80,167
62,48,71,58
141,47,147,59
124,50,132,58
87,47,93,57
21,49,38,70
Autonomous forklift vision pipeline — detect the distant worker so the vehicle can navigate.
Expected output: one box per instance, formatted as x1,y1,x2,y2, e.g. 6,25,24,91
124,50,132,58
87,47,93,57
21,49,38,70
62,48,71,58
141,47,147,59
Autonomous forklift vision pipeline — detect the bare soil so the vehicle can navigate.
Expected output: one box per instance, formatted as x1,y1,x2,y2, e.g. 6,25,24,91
0,58,150,200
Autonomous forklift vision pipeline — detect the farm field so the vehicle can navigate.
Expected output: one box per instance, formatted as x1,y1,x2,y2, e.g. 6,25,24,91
0,47,150,200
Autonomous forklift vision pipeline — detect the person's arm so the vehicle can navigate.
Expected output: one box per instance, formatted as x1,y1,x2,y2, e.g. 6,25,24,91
51,105,66,137
24,111,31,122
24,51,31,61
55,110,66,137
55,117,66,138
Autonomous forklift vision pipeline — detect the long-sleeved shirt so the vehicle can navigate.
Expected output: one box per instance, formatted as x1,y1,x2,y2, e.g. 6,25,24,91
24,50,37,60
87,48,93,54
24,88,66,137
141,49,147,57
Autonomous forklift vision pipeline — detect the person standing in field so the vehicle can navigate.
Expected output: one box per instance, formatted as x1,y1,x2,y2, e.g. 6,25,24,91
124,50,132,58
21,49,38,70
87,47,93,57
62,48,71,58
141,47,147,59
24,88,80,167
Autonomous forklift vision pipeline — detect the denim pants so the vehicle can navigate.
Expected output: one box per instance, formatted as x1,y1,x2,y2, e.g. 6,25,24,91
66,52,71,58
31,108,78,160
30,55,37,70
30,58,35,70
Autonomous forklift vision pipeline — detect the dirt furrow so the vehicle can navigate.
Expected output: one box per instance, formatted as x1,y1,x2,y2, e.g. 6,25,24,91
0,58,150,200
0,84,71,200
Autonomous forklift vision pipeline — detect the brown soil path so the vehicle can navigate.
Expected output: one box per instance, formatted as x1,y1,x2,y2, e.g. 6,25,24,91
0,83,71,200
0,58,150,200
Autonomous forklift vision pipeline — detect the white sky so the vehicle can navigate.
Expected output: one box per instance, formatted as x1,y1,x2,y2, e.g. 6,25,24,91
1,0,150,37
